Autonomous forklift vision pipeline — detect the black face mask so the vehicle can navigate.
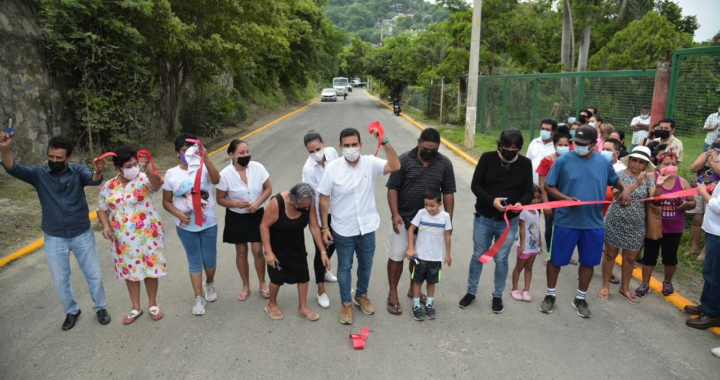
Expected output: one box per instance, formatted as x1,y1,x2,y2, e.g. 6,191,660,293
237,156,251,167
578,115,587,124
419,149,437,161
655,130,670,139
500,148,518,161
48,159,67,173
711,142,720,150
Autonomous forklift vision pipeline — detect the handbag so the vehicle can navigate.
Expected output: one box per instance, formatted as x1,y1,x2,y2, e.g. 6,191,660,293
645,202,663,240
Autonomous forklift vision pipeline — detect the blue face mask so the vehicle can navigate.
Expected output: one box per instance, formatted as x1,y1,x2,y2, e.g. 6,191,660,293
556,146,569,156
588,121,597,128
575,145,591,156
570,130,576,138
540,130,552,141
640,114,650,120
601,150,614,162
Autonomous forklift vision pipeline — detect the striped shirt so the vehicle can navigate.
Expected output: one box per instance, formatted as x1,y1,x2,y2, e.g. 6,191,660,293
386,147,456,226
411,209,452,262
704,112,720,145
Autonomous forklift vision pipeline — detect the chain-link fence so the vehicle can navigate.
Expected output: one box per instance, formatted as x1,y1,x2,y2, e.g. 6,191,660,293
667,47,720,164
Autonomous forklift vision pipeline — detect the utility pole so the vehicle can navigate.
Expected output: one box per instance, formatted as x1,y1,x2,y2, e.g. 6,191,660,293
464,0,482,149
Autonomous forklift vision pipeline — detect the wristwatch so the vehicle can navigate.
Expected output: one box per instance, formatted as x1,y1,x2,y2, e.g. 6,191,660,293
382,138,389,145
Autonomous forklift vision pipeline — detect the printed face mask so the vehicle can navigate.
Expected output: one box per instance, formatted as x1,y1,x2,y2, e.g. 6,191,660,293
660,166,678,177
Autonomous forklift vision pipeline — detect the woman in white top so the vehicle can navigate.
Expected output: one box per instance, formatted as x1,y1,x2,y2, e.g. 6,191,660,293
217,139,272,301
301,131,339,308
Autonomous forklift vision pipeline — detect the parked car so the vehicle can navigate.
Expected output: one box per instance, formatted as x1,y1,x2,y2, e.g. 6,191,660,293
321,88,337,102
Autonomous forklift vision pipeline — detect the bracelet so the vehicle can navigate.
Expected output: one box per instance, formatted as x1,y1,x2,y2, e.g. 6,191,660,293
321,251,327,255
93,170,102,175
382,138,389,145
321,227,330,232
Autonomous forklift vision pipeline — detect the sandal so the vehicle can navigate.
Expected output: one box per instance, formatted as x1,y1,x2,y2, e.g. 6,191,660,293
122,309,143,325
683,249,699,257
260,287,271,299
297,310,320,321
237,290,251,301
618,290,639,304
149,305,163,321
609,274,620,285
387,297,402,315
598,288,610,302
264,306,284,320
407,292,427,305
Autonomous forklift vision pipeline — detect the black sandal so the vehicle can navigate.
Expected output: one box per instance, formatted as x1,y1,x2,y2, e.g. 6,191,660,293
387,297,402,315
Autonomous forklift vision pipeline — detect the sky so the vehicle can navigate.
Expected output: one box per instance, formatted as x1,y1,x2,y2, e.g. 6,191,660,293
430,0,717,42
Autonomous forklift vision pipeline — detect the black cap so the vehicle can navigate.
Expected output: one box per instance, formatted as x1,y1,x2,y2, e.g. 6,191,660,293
572,125,598,144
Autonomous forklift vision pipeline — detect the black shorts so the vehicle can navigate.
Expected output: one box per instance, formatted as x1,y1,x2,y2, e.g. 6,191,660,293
412,259,441,284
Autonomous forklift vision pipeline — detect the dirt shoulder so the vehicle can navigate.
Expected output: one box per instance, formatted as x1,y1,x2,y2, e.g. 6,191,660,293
0,97,317,259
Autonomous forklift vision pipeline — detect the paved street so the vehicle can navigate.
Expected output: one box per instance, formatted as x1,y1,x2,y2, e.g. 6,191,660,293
0,89,718,379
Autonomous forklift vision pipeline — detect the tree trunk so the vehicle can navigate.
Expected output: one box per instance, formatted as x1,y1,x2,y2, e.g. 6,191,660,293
577,25,591,72
561,0,574,92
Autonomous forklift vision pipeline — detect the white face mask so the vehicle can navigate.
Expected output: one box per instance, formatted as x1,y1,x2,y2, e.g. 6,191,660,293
575,145,591,156
601,150,614,162
310,151,325,162
122,165,140,180
555,146,569,156
343,147,360,162
640,114,649,120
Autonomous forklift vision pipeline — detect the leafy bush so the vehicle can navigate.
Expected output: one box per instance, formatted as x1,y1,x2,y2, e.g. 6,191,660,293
180,83,247,138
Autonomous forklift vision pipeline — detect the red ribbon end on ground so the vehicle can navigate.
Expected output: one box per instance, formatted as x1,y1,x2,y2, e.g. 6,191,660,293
350,326,370,350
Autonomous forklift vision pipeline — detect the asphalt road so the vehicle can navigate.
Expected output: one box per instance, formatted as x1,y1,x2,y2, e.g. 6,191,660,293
1,89,718,379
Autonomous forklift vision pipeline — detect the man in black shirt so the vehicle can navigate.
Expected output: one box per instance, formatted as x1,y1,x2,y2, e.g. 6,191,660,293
459,128,534,314
386,128,456,315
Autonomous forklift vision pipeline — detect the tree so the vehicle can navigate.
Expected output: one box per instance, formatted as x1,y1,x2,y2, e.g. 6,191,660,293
588,11,693,71
340,37,372,77
561,0,574,74
655,0,699,36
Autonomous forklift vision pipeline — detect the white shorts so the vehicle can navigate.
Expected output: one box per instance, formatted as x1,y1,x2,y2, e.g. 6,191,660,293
386,224,417,262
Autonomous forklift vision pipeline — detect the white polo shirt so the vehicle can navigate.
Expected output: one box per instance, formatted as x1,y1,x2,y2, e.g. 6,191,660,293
216,161,270,214
703,185,720,236
302,147,339,224
630,116,651,145
526,137,556,185
317,155,387,237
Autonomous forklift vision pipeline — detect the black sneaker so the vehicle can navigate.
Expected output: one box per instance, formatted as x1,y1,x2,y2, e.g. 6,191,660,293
458,293,476,309
412,306,424,321
540,295,556,314
491,297,504,314
425,304,436,320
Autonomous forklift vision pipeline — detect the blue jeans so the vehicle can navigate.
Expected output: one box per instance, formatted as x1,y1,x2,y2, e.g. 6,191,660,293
704,142,710,152
176,225,218,274
44,228,107,314
333,231,375,304
467,215,520,298
700,232,720,317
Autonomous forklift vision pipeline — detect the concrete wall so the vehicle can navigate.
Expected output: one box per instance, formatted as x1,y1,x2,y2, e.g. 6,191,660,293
0,0,67,164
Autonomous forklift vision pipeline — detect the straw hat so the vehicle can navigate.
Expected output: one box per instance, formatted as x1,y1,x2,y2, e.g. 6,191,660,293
620,146,656,171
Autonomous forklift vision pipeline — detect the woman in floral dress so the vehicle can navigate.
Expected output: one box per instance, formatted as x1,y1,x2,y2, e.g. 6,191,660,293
600,146,661,304
98,146,166,324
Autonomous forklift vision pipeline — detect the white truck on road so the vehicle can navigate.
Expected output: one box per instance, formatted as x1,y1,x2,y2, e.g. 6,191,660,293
333,77,349,96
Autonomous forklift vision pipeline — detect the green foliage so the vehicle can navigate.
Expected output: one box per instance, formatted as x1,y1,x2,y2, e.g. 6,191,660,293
588,11,693,70
655,0,699,36
180,83,247,138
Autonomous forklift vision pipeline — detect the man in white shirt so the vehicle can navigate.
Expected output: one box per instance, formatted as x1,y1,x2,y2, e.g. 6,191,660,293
630,105,651,149
703,104,720,152
603,138,627,172
318,127,400,324
526,118,558,185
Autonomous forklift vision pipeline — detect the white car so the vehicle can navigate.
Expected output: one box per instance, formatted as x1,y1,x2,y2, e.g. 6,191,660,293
321,88,337,102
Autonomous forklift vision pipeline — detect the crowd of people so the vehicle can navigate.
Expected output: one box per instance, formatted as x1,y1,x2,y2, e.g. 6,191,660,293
1,105,720,356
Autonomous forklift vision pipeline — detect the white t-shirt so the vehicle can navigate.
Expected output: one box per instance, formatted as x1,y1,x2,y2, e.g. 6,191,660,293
162,164,217,231
630,116,651,145
613,161,627,172
516,210,541,254
704,112,720,145
317,155,387,236
302,147,339,224
526,137,556,185
411,209,452,262
216,161,270,214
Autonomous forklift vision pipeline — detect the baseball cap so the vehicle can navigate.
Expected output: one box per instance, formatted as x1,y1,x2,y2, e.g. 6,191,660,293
572,125,598,144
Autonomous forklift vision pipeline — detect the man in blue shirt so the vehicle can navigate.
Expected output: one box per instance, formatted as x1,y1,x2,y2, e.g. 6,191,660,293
1,133,111,331
542,125,631,318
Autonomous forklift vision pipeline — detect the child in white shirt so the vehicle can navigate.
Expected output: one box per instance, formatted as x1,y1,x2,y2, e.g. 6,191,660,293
511,185,544,302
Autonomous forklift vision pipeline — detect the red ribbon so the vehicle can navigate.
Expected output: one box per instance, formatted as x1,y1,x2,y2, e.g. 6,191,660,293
185,139,205,227
349,327,371,350
94,152,117,164
137,149,160,177
366,121,384,156
478,188,699,264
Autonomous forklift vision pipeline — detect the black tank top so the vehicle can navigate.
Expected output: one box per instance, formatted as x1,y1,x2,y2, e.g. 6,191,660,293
270,193,310,258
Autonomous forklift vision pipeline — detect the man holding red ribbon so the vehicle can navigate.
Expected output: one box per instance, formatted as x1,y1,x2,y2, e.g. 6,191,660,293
541,125,631,318
459,128,534,314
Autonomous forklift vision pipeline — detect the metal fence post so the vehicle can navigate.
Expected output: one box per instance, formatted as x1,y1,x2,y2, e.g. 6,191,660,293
439,79,444,123
575,75,586,118
501,77,509,131
530,77,539,139
478,77,486,134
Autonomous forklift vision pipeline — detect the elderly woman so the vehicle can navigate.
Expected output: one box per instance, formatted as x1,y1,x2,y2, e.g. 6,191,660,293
216,139,272,301
260,183,329,321
98,146,165,324
635,150,695,297
600,146,661,303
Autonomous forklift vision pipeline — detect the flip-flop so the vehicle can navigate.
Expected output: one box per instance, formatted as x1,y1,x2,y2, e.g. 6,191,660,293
598,288,610,302
260,287,271,299
407,292,427,305
122,309,143,325
618,290,639,304
683,249,699,257
297,311,320,321
387,297,402,315
609,274,620,285
264,306,284,320
237,290,251,301
149,305,163,321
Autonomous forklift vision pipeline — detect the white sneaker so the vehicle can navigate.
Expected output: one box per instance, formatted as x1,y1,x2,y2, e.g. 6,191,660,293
325,271,338,283
317,293,330,308
192,296,206,315
203,282,217,302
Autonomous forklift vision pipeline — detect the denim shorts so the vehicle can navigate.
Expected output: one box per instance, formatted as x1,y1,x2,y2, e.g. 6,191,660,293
176,224,218,274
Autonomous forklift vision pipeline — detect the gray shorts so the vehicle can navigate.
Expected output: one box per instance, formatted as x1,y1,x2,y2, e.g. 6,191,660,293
687,194,706,214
